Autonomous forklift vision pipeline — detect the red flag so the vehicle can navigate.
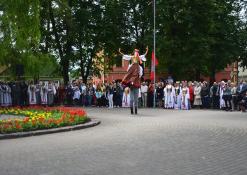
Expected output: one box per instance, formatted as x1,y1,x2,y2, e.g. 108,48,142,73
150,51,158,80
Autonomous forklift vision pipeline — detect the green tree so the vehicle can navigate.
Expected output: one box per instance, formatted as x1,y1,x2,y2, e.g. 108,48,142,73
100,0,153,75
72,0,104,83
0,0,41,78
157,0,245,81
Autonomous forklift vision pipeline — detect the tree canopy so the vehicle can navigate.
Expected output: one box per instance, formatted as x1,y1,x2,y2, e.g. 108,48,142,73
0,0,246,82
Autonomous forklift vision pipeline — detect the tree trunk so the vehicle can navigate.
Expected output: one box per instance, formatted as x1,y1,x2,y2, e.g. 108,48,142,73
83,52,94,84
49,0,70,85
80,59,87,84
61,59,70,85
48,0,72,85
82,76,87,84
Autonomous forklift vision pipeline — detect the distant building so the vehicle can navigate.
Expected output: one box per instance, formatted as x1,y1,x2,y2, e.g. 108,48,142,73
92,59,152,84
91,60,238,84
201,62,238,83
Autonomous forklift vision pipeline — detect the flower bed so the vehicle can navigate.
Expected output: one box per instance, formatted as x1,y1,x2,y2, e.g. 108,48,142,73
0,107,88,134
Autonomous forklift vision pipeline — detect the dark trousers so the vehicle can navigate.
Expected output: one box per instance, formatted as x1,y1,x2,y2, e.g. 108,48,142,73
114,94,122,107
223,95,232,110
212,96,220,109
202,96,210,108
232,95,238,110
81,95,86,106
73,99,80,106
147,93,154,107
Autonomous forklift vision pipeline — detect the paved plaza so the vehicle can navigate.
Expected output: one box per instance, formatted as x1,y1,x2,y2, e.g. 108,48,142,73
0,108,247,175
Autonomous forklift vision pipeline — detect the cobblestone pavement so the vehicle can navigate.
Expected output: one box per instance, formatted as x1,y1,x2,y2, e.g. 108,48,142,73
0,108,247,175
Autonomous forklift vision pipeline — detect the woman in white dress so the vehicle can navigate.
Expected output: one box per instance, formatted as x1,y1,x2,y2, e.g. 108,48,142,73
122,87,130,108
174,82,181,109
180,82,190,110
164,83,175,109
28,82,37,105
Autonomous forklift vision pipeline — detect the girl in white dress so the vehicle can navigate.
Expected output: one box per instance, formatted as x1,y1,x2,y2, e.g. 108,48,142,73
122,87,130,107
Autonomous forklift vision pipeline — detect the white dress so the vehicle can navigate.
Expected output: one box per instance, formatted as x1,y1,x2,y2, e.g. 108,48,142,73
174,87,181,109
164,85,175,108
28,85,37,105
219,86,225,109
40,85,48,105
122,93,130,107
194,86,202,106
180,87,190,110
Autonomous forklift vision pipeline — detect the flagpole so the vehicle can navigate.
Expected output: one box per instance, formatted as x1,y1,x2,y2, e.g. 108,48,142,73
153,0,156,108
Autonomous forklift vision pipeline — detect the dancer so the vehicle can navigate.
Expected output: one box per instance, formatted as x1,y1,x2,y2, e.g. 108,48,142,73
118,47,148,114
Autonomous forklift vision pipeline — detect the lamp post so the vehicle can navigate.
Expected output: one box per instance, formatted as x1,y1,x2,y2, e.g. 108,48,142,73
153,0,156,108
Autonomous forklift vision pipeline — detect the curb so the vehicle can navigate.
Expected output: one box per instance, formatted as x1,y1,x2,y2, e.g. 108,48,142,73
0,119,101,140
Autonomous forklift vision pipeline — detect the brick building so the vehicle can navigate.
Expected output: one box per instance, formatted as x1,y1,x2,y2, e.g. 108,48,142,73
92,61,238,84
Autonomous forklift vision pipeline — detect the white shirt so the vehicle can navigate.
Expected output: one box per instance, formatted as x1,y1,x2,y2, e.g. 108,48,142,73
73,88,81,100
81,85,86,95
141,85,148,93
122,54,146,61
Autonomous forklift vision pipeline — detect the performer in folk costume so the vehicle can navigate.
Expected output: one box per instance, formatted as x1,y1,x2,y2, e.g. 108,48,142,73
118,46,148,114
180,81,190,110
28,82,37,105
164,82,175,109
35,82,41,105
174,82,181,109
47,81,57,106
40,82,48,105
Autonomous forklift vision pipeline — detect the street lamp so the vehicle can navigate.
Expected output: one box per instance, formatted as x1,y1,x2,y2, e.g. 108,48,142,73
153,0,156,108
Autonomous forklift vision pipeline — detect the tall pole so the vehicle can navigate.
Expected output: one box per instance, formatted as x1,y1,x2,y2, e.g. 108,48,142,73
153,0,156,108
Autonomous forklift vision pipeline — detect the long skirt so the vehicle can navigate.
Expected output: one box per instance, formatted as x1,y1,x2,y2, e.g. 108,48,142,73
122,63,140,88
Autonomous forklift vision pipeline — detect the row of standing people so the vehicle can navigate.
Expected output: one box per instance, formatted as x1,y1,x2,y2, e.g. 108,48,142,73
64,79,247,111
145,80,247,111
0,81,57,107
2,79,247,112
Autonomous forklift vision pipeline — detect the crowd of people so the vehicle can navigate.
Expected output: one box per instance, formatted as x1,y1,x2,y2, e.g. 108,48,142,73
0,81,57,107
1,79,247,112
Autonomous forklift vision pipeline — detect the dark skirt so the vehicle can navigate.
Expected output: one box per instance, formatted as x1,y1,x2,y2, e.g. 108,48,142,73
122,63,141,88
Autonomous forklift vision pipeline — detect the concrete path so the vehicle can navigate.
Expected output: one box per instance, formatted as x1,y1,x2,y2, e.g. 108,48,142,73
0,108,247,175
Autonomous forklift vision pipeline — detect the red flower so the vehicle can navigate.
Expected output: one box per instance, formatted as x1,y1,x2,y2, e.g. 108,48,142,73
32,120,36,126
3,124,10,129
23,117,30,123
